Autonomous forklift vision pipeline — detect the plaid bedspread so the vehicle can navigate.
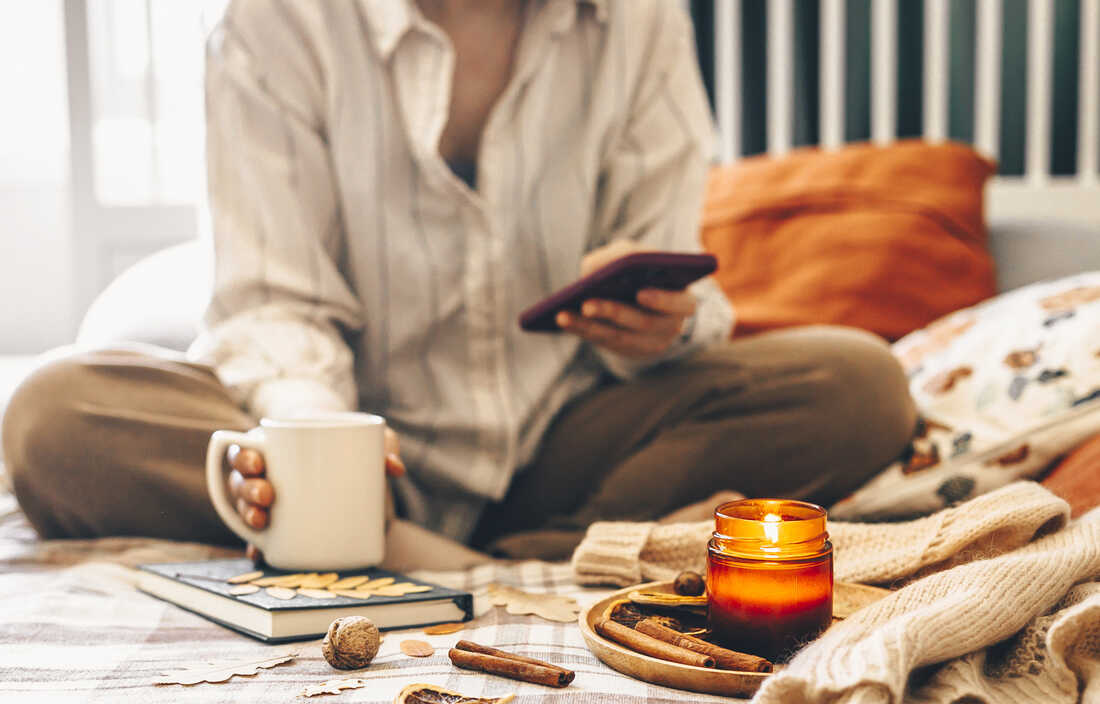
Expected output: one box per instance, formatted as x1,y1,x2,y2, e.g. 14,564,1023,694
0,491,745,703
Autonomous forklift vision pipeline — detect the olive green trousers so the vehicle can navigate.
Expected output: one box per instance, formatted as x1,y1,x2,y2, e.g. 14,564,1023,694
3,326,915,564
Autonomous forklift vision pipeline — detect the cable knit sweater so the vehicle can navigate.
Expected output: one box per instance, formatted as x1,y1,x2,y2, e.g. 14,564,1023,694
570,482,1100,703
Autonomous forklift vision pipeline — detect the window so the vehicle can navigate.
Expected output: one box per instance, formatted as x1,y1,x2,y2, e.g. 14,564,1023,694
86,0,227,205
66,0,227,313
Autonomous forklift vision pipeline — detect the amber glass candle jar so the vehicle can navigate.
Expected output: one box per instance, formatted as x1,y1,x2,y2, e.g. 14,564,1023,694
706,499,833,662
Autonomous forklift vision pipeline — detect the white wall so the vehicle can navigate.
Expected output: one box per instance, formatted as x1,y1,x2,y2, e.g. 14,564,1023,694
0,0,73,353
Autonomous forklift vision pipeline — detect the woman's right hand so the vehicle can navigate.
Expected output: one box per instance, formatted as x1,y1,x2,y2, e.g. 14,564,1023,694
226,427,406,533
226,444,274,530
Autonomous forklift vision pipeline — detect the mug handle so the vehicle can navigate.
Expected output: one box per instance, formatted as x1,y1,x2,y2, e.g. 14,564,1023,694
206,429,267,548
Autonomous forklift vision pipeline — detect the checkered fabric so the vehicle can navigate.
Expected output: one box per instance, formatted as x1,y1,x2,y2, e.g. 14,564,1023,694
0,491,743,703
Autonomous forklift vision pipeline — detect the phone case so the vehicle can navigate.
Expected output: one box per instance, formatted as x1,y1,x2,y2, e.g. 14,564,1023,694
518,252,718,332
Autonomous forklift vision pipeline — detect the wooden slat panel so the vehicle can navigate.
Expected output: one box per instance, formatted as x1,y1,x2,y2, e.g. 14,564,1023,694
819,0,845,149
1026,0,1053,183
974,0,1002,158
1080,0,1099,183
767,0,794,155
871,0,897,144
988,178,1100,221
923,0,949,142
715,0,741,162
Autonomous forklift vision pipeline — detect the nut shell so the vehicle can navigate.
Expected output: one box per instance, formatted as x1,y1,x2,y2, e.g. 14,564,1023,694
322,616,380,670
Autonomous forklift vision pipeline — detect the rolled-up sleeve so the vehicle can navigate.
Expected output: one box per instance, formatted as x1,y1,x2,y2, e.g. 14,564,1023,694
590,2,734,379
187,1,363,419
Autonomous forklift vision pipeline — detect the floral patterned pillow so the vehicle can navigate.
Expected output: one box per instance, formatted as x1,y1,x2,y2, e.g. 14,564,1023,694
830,271,1100,521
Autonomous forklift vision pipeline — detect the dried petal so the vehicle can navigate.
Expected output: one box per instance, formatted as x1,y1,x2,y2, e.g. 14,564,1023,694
422,622,465,635
267,573,311,588
228,584,260,596
327,576,369,591
299,572,340,589
354,577,396,591
373,585,415,596
226,570,263,584
399,640,434,657
253,573,311,587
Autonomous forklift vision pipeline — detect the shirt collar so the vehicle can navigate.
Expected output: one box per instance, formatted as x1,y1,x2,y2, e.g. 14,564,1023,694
358,0,608,61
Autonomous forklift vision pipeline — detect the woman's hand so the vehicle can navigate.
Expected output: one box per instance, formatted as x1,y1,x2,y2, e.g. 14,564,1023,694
227,427,405,532
557,241,698,359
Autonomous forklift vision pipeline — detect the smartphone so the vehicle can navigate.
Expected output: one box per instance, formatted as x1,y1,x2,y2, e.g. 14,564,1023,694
518,252,718,332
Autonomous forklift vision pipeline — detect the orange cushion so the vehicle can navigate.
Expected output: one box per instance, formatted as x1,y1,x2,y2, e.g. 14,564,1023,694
701,140,998,341
1042,434,1100,518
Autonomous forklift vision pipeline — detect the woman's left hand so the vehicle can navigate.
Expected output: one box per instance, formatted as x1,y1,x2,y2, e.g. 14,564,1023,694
556,288,696,359
557,241,697,359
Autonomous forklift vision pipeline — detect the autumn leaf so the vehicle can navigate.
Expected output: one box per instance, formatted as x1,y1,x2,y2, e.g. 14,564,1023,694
156,651,297,685
301,678,370,697
487,584,580,623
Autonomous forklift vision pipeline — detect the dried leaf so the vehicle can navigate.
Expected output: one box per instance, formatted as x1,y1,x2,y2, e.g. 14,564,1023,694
400,639,434,657
487,584,580,623
156,651,297,685
331,590,372,600
266,586,297,600
326,576,369,591
228,584,260,596
226,570,263,584
422,622,464,635
301,677,370,697
298,588,338,599
299,572,340,589
354,577,395,591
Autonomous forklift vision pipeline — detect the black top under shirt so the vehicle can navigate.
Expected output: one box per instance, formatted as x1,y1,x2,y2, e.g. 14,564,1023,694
448,159,477,189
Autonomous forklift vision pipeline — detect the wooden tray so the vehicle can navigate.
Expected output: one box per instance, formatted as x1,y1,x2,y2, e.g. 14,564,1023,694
579,580,890,698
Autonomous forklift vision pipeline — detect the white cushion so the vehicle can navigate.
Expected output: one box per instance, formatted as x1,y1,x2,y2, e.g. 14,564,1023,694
832,271,1100,520
76,240,211,352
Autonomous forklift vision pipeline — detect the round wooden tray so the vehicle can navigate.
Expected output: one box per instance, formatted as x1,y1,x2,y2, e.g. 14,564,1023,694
579,580,890,698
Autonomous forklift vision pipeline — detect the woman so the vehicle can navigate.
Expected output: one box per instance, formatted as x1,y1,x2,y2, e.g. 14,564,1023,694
3,0,915,565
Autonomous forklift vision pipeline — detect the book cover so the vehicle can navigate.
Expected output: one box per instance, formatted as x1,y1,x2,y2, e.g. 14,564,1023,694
137,558,473,643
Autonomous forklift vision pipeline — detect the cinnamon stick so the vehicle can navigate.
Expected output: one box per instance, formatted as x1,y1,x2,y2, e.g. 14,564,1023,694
595,619,715,668
635,618,772,672
453,640,574,679
448,647,573,688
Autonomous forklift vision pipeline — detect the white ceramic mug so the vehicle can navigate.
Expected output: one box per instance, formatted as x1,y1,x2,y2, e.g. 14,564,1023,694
205,413,386,571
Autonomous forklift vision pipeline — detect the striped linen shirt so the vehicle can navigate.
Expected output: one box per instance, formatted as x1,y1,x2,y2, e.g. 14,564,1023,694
188,0,735,540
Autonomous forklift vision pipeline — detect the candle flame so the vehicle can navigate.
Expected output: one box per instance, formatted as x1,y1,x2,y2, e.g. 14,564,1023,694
763,512,781,543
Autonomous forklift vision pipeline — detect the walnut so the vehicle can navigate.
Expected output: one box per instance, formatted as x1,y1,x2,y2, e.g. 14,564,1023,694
322,616,380,670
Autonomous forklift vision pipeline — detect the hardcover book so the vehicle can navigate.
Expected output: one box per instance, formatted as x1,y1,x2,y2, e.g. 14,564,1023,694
137,558,473,643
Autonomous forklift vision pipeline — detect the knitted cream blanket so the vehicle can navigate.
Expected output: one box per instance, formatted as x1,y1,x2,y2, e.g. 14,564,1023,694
571,482,1100,703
